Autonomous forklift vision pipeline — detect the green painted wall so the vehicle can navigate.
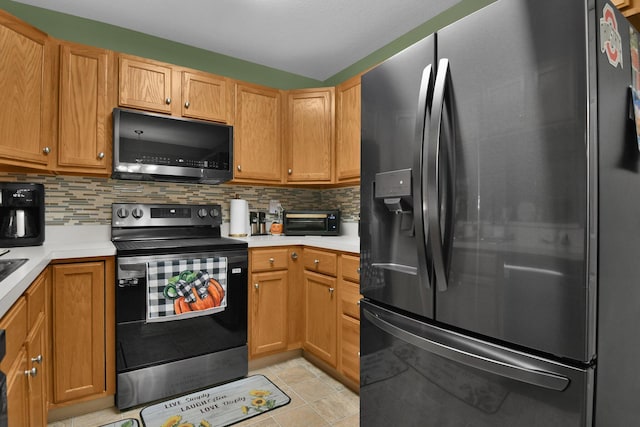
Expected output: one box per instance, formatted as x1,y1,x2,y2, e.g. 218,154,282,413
1,0,494,88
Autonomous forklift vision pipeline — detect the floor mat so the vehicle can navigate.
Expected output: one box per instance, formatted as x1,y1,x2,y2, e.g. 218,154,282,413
140,375,290,427
99,419,140,427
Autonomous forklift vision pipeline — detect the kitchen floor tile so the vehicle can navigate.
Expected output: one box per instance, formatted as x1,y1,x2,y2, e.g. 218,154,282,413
46,356,359,427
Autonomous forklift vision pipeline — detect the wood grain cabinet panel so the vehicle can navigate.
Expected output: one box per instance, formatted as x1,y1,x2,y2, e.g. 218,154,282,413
302,248,337,276
286,88,334,183
0,269,50,427
250,270,288,356
118,55,173,114
233,82,283,183
57,42,114,175
0,10,54,170
335,75,361,183
118,53,231,123
50,258,115,406
181,71,228,122
303,270,338,367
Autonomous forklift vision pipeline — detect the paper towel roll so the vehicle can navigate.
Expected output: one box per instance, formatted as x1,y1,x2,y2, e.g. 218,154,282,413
229,198,249,237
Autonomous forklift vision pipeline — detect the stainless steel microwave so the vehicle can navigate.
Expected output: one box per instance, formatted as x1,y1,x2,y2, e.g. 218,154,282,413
282,210,340,236
112,108,233,184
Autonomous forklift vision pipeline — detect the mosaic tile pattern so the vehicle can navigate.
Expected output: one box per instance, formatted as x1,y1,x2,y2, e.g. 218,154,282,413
0,174,360,225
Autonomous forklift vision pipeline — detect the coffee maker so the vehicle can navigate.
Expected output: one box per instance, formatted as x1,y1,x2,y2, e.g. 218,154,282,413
0,183,45,247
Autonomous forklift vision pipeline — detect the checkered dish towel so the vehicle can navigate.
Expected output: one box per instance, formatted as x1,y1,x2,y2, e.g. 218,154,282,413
146,257,227,323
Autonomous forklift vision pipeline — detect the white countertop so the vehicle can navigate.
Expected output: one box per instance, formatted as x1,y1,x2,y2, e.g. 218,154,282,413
0,224,360,318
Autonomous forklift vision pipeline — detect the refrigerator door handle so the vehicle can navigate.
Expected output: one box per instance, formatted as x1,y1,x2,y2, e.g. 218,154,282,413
363,307,571,392
413,64,435,289
427,58,456,292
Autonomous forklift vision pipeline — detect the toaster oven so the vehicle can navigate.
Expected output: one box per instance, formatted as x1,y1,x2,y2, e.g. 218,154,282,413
282,210,340,236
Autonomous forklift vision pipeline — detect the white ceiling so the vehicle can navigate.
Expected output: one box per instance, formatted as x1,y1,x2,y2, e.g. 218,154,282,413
12,0,461,81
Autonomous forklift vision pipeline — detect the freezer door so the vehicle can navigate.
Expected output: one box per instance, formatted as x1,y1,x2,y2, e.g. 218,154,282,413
360,35,436,319
432,0,591,361
360,301,593,427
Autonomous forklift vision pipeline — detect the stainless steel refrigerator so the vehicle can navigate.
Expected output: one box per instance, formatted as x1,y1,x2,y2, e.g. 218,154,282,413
359,0,640,425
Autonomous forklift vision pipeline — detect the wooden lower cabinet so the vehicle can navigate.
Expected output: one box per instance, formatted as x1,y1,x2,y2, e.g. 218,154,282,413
303,270,338,367
338,254,361,384
249,247,301,359
250,269,288,356
49,257,115,407
0,268,49,426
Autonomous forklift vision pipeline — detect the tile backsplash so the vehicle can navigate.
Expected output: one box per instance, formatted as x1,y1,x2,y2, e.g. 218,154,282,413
0,174,360,225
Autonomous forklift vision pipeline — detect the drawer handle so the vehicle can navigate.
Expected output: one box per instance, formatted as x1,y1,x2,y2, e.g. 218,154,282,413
357,300,361,306
329,287,335,296
24,367,37,377
357,267,361,274
31,354,42,364
314,259,320,265
269,257,275,264
254,283,260,290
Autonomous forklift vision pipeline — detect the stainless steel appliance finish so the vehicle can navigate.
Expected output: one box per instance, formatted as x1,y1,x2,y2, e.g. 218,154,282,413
360,1,639,425
112,108,234,184
282,210,340,236
112,203,248,409
0,183,44,247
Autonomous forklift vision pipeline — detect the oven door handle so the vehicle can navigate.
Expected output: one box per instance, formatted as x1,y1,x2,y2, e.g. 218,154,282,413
119,263,146,272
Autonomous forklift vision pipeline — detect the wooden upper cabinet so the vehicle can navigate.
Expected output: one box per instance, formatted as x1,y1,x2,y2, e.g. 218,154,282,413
181,71,228,122
118,53,231,123
56,41,115,175
233,82,283,183
335,75,361,184
119,55,173,114
0,10,54,170
286,88,334,183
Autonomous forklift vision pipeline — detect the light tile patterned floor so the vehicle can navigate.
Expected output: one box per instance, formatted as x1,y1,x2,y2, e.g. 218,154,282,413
47,357,359,427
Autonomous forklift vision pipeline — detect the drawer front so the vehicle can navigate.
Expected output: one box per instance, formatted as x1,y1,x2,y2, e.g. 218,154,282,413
341,254,360,283
303,248,337,276
252,248,290,272
26,270,47,330
341,280,361,320
0,297,27,373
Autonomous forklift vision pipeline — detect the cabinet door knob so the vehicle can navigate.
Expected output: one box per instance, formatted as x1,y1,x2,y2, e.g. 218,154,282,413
237,165,242,171
24,367,37,377
97,152,105,159
328,287,335,296
165,97,172,105
314,259,320,265
254,283,259,290
269,257,275,264
291,252,298,260
184,101,190,108
42,146,51,154
31,354,42,364
288,169,293,175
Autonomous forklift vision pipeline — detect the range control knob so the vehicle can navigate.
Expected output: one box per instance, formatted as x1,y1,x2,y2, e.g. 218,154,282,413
116,208,129,219
131,208,144,219
197,208,208,218
210,208,220,218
